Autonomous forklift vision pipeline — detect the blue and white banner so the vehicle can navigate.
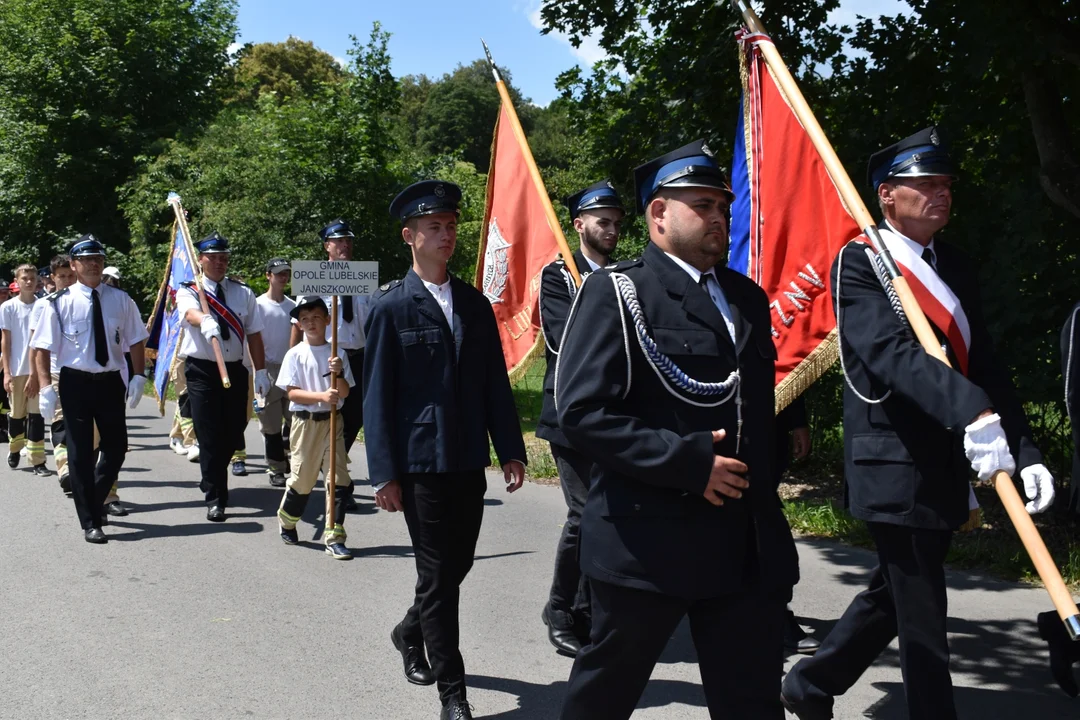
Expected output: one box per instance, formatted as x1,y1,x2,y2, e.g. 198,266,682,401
146,223,195,414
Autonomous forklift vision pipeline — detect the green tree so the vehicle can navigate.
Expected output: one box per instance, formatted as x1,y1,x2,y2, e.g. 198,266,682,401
121,25,405,308
0,0,238,274
226,37,344,105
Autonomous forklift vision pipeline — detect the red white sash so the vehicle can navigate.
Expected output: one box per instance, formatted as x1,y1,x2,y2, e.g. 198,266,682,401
878,225,971,375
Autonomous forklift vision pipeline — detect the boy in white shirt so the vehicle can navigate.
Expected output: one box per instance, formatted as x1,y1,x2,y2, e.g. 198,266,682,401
1,264,47,474
275,296,354,560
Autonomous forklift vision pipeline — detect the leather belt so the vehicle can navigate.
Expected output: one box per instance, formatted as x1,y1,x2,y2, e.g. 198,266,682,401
345,348,365,357
293,410,331,421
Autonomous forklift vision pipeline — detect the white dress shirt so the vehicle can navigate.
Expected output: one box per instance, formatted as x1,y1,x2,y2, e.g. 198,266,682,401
662,252,736,342
422,278,454,327
256,294,296,365
176,277,263,362
31,282,148,374
884,220,937,269
29,297,59,374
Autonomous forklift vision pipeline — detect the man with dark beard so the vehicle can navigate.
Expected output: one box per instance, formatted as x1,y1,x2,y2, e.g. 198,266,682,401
537,180,624,657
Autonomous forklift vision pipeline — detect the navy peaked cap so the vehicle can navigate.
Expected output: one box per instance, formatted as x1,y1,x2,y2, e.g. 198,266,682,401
633,139,734,213
70,234,106,257
564,180,624,220
868,126,957,192
196,231,230,254
389,180,462,223
319,219,355,242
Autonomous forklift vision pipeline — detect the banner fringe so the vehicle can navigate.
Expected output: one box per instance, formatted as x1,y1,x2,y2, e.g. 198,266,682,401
507,332,544,386
775,329,839,414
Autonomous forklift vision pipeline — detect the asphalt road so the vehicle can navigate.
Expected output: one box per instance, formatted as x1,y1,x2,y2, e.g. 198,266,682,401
2,407,1075,719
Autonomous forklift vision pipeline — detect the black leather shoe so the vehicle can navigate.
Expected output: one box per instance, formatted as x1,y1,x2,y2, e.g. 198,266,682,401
440,697,473,720
391,623,434,686
542,605,582,657
84,528,107,544
784,611,821,655
269,472,286,488
206,506,226,522
780,674,833,720
7,452,18,469
105,501,128,517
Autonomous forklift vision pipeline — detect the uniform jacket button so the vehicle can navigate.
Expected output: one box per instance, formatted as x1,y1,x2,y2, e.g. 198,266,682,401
633,503,641,511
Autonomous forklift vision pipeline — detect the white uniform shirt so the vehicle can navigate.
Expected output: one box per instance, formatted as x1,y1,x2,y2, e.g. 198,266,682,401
0,296,37,376
29,297,59,374
176,277,263,362
256,294,296,366
276,341,356,412
663,252,736,343
422,278,453,327
31,282,148,374
291,294,369,350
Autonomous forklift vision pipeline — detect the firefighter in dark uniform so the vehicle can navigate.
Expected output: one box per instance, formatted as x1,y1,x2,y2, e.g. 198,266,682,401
555,140,799,719
31,236,149,543
782,128,1056,720
363,180,527,720
537,179,624,657
177,232,270,522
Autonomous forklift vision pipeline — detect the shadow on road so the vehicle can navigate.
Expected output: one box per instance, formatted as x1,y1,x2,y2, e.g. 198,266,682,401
105,519,263,541
469,672,707,718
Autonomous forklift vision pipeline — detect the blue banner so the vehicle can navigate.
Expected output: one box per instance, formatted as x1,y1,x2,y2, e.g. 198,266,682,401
149,225,194,412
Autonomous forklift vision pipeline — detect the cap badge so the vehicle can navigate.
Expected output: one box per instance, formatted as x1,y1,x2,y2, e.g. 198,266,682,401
930,128,940,146
434,184,446,198
701,143,714,158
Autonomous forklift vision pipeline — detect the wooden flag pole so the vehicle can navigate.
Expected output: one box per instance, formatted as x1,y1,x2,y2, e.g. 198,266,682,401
482,39,581,286
326,296,338,540
729,0,1080,637
166,193,231,389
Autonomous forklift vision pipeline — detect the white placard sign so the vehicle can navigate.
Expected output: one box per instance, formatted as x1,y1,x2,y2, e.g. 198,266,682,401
291,260,380,297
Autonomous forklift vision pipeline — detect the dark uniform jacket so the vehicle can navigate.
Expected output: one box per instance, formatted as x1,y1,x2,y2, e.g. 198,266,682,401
832,239,1042,530
1062,301,1080,515
556,243,799,601
362,268,526,484
537,250,591,448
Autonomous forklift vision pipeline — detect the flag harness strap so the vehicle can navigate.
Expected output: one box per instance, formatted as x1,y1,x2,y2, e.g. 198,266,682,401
556,271,743,452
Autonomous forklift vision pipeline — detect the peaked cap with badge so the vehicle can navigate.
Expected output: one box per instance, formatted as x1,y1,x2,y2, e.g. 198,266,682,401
633,139,735,213
196,231,230,255
867,125,958,192
70,234,106,257
389,180,462,223
319,218,355,242
564,180,625,220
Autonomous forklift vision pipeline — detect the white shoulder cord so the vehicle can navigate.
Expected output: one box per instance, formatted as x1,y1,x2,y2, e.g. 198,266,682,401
835,242,892,404
538,266,579,356
1066,305,1079,423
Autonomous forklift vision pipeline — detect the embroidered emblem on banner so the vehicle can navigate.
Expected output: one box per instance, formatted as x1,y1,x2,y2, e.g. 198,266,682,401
482,218,511,305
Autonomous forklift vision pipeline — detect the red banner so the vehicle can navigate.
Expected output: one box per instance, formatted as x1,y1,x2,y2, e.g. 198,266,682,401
731,31,862,409
476,104,561,379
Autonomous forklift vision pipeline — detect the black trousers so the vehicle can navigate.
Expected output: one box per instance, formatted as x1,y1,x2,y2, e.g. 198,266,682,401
548,443,592,617
341,349,364,453
57,368,127,530
399,470,486,704
561,579,787,719
186,358,249,507
784,522,955,720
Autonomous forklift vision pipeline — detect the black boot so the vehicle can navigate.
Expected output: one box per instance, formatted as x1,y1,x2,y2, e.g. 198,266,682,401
784,609,820,654
440,695,473,720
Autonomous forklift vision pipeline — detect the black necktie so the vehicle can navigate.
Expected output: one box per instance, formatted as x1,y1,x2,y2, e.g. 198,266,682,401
92,288,108,366
342,295,354,323
214,281,230,341
922,247,938,274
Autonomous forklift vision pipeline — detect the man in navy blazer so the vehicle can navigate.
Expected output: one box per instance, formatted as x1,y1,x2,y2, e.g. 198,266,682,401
363,180,526,720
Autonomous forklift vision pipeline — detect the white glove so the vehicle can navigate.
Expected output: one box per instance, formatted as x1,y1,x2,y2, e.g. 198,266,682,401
199,315,222,342
963,413,1016,481
39,384,58,423
254,368,271,397
126,375,147,410
1020,463,1056,515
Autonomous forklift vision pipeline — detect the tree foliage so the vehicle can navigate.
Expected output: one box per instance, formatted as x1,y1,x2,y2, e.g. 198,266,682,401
0,0,237,270
226,37,344,106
